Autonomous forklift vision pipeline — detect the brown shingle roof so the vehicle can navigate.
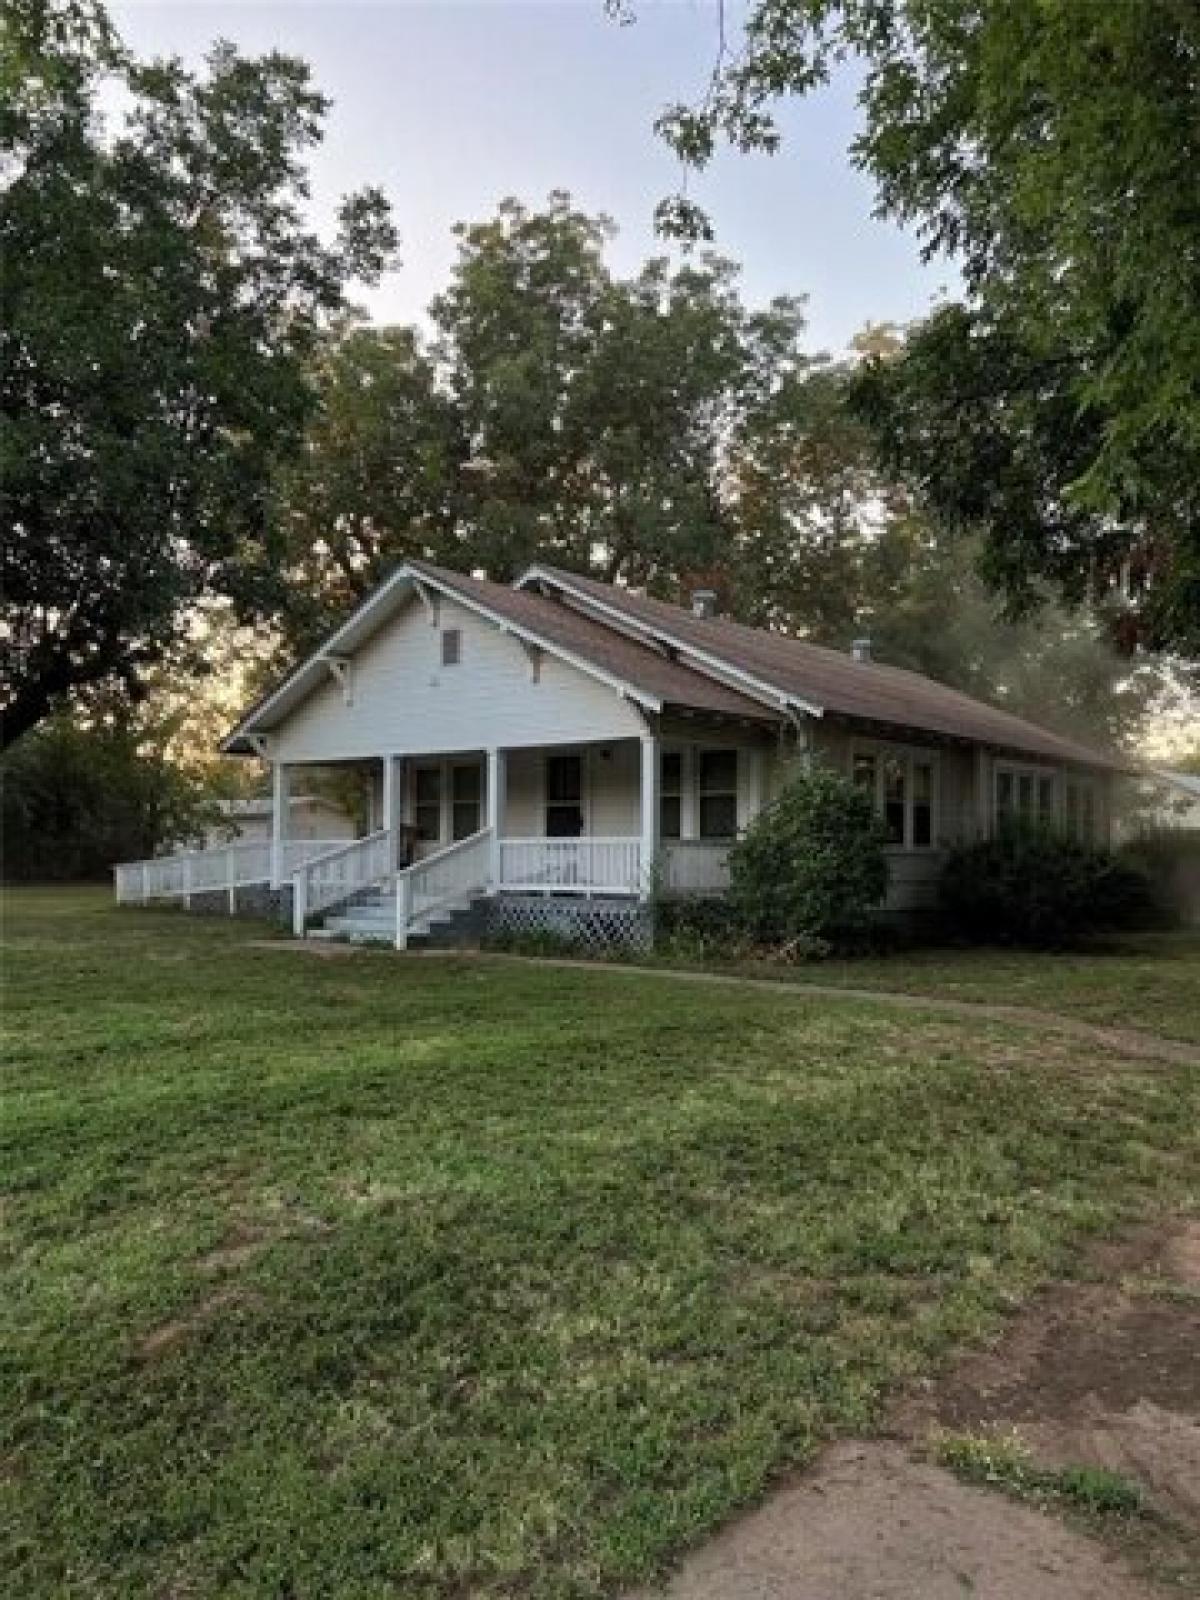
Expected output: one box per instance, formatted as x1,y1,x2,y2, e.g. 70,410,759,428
407,561,775,722
526,565,1132,772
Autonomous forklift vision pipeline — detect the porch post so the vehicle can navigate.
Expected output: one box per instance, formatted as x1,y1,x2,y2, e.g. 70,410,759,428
974,748,991,842
744,745,766,829
271,761,290,887
486,747,505,892
639,732,659,899
385,755,404,870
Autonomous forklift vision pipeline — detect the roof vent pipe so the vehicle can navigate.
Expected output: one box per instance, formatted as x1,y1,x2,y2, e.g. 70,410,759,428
691,589,718,619
852,637,873,663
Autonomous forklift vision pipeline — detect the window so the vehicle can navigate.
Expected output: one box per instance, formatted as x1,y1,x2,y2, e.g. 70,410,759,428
883,755,907,846
912,760,933,847
440,628,461,667
1064,777,1097,843
994,763,1058,832
451,763,481,841
660,750,682,840
852,752,877,797
414,766,441,842
698,748,738,839
853,743,939,850
545,753,584,838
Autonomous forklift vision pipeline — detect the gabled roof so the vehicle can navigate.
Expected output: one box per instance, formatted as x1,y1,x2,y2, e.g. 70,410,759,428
410,562,774,721
222,553,1133,775
519,564,1133,773
221,559,772,752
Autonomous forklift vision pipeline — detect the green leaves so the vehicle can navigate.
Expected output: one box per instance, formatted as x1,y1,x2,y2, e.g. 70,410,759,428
1,2,397,747
641,0,1200,651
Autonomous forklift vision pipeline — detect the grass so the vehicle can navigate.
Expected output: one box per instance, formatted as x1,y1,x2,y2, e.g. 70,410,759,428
3,886,1198,1598
934,1429,1146,1517
660,931,1200,1045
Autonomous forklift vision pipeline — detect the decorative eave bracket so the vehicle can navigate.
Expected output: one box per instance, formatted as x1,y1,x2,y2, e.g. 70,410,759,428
322,654,354,705
520,640,543,684
414,581,440,627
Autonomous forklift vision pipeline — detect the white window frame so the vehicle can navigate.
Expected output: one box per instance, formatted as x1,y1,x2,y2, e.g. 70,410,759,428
993,760,1060,833
851,740,941,853
1062,773,1098,843
659,740,744,840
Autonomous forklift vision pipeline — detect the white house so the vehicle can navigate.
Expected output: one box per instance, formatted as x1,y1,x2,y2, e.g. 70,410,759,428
115,559,1130,946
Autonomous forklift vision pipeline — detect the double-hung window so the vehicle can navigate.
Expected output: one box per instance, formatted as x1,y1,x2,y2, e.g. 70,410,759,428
451,763,481,841
853,744,938,850
660,751,683,840
994,763,1057,832
698,749,738,840
1063,776,1097,843
414,766,442,843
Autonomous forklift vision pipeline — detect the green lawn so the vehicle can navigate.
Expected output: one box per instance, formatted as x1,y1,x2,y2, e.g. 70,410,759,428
3,887,1198,1599
690,931,1200,1045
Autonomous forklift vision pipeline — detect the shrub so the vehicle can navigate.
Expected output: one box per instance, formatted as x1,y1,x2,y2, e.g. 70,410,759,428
652,895,756,962
939,827,1155,948
1118,827,1200,927
727,765,889,947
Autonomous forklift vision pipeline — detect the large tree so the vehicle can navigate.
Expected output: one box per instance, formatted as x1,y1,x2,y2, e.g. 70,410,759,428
429,193,808,586
646,0,1200,652
0,0,396,748
272,194,810,652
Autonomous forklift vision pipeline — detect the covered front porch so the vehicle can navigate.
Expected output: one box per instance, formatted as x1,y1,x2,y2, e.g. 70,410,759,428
115,732,757,944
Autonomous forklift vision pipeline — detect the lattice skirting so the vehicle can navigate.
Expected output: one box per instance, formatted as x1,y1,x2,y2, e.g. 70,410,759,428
485,894,653,953
172,884,294,926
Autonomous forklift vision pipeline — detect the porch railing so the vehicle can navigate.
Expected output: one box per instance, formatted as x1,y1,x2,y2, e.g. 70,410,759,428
498,836,643,894
660,839,732,894
292,829,393,935
396,827,493,948
114,838,349,906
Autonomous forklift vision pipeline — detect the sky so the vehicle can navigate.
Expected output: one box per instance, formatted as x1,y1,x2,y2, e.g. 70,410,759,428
111,0,955,356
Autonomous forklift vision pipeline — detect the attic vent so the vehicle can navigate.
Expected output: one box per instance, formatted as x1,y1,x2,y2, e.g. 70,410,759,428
852,638,873,663
691,589,718,619
441,628,461,667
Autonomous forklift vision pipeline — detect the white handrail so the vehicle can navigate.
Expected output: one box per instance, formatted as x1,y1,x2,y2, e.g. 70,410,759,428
395,827,493,949
292,829,394,935
114,839,348,905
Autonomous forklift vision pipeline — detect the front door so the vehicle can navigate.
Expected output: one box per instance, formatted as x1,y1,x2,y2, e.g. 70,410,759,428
545,754,584,838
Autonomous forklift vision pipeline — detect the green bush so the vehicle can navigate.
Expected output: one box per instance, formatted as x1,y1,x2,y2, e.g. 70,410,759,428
939,827,1155,948
1118,827,1200,927
727,765,889,947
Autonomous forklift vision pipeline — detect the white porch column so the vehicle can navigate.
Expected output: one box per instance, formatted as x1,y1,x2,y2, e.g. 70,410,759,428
486,747,505,892
680,744,697,839
271,761,290,887
974,748,991,842
380,755,395,838
381,753,407,866
743,745,766,829
639,732,660,899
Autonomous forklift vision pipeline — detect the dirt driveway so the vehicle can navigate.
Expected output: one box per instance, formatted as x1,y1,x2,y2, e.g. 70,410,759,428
634,1220,1200,1600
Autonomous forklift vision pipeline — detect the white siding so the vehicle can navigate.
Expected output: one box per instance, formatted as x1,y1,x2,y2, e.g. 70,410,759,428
270,596,645,764
497,740,642,838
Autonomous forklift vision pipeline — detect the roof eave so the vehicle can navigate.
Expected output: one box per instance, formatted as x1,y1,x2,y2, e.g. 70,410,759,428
516,564,825,722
